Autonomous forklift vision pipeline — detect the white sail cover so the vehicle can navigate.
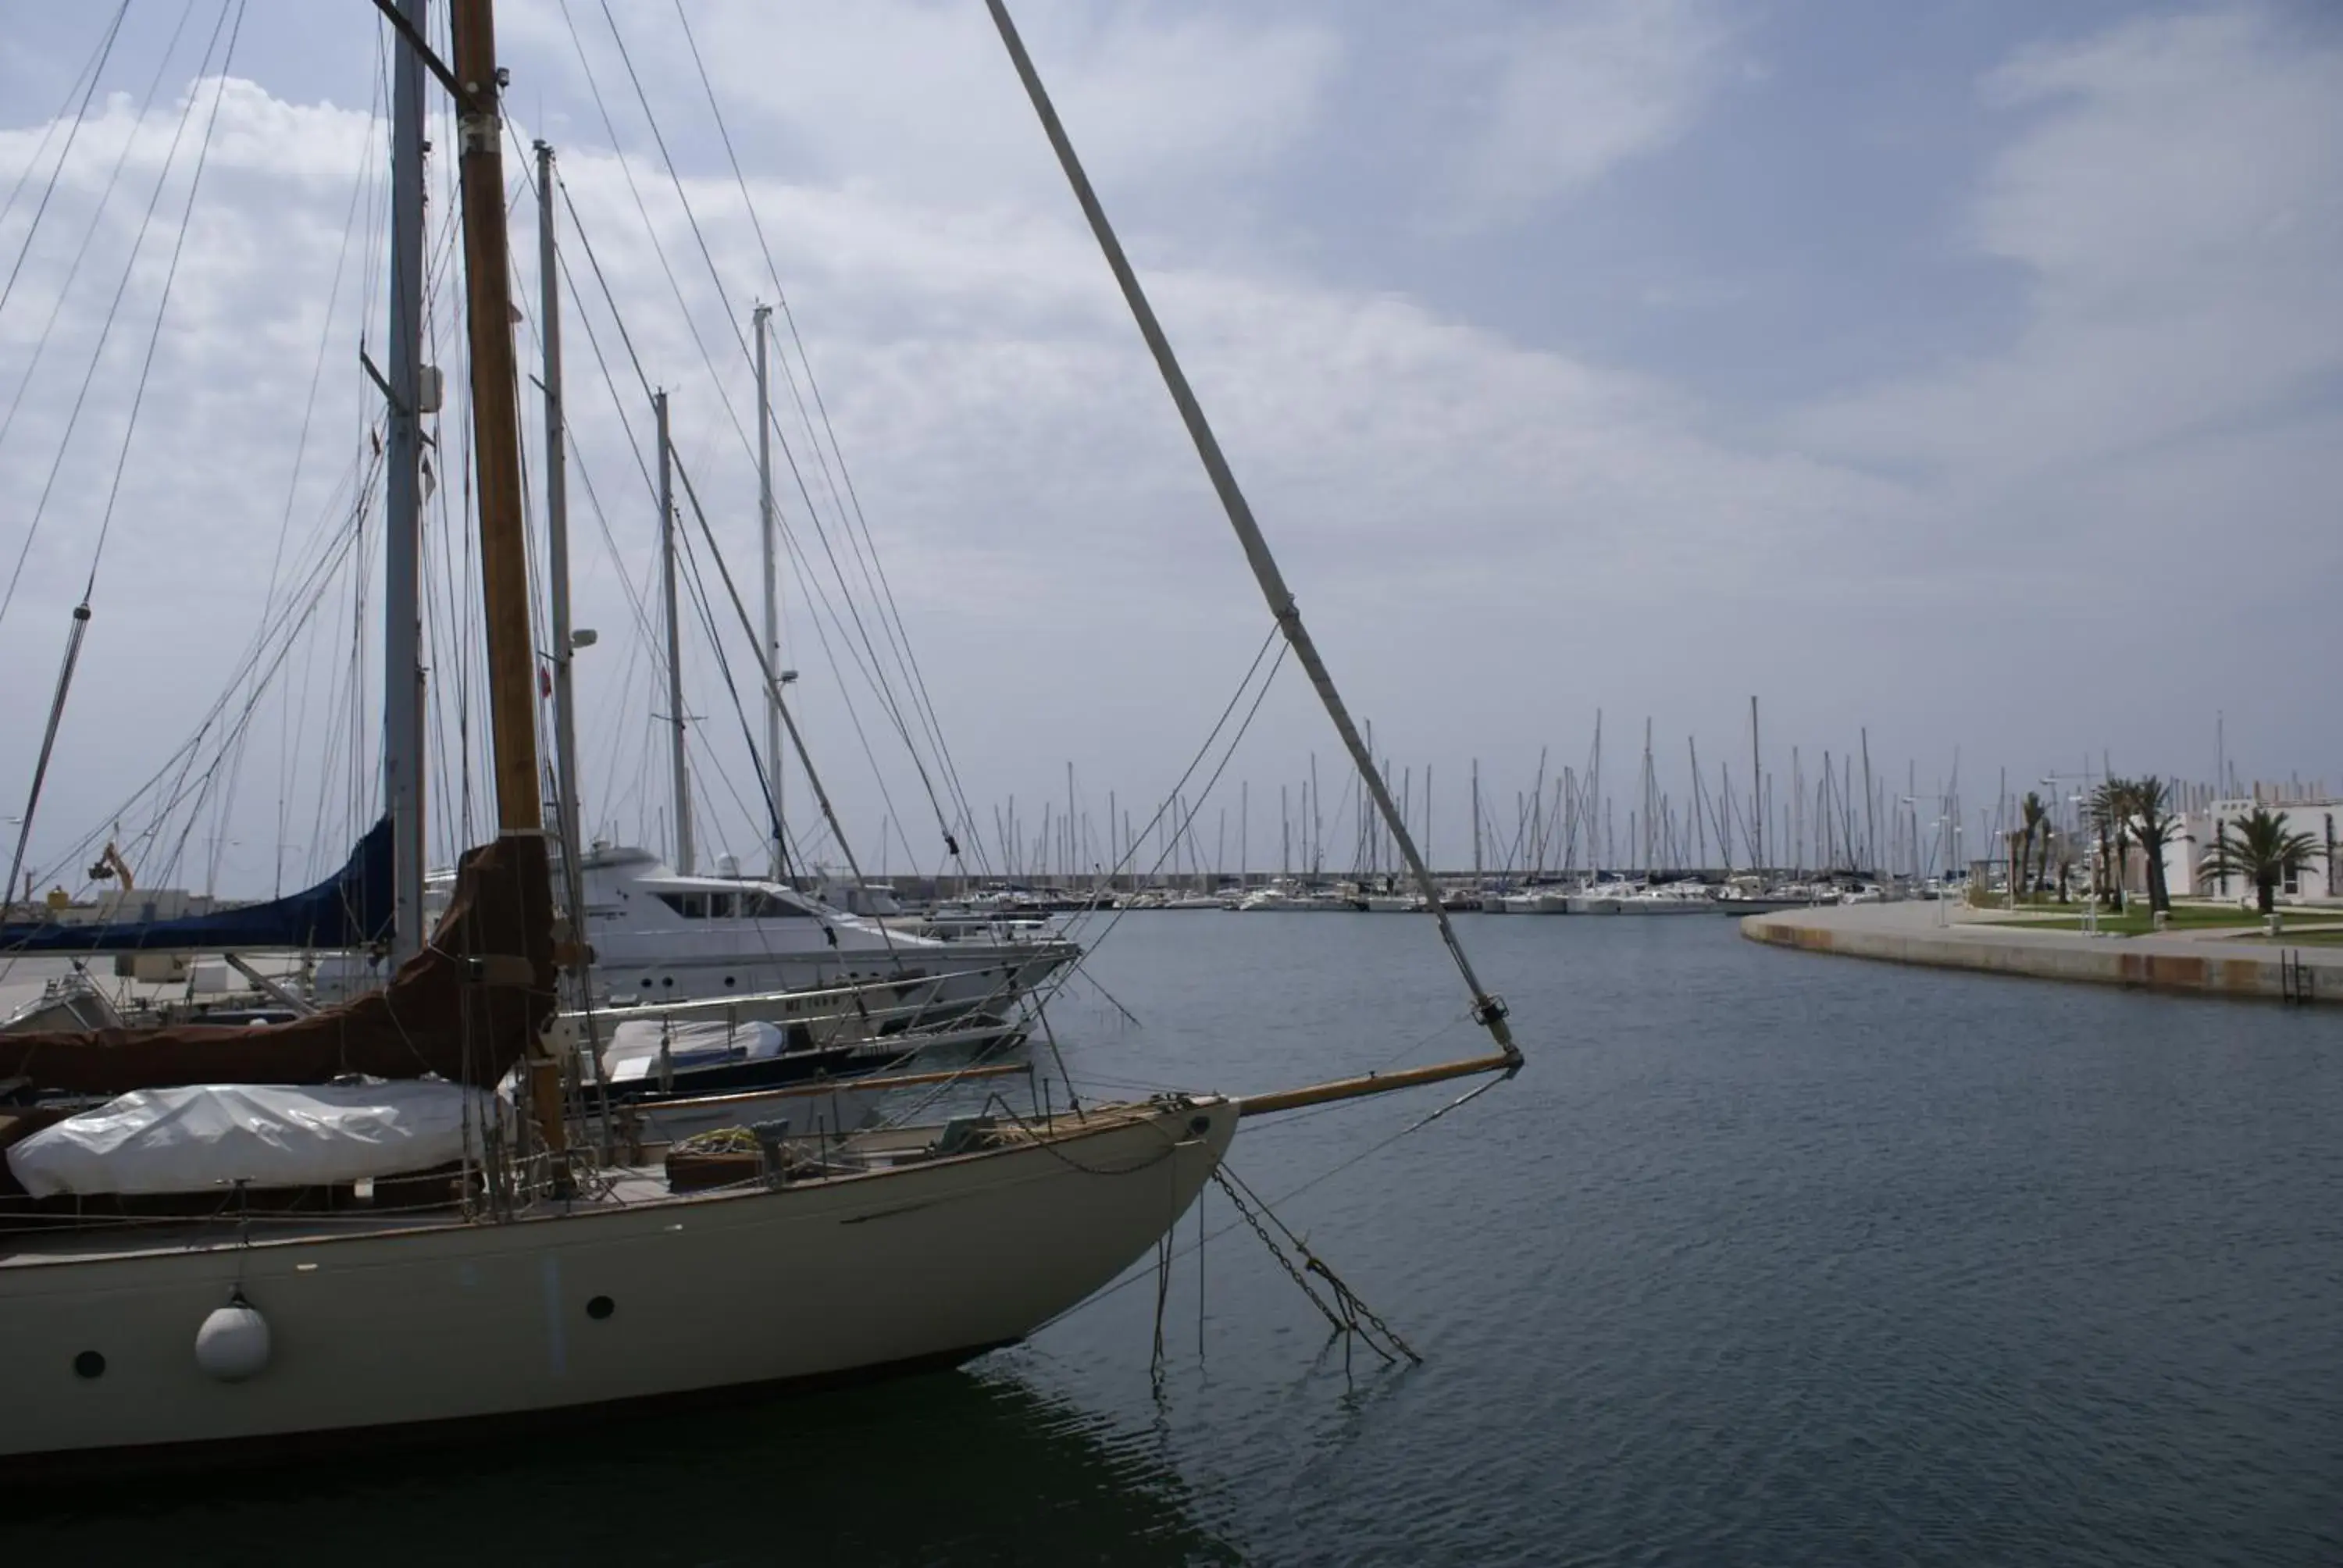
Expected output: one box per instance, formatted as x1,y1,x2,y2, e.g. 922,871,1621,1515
603,1017,786,1085
5,1081,497,1198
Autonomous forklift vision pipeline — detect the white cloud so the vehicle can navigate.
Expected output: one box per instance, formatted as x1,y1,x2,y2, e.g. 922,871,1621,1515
1450,0,1730,225
0,4,2333,892
1795,6,2343,490
1767,5,2343,789
0,55,1891,887
505,0,1341,209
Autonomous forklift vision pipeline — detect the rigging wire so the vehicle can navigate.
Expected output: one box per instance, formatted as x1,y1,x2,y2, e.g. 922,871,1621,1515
1032,629,1289,1003
989,0,1512,1045
0,2,245,914
0,13,116,246
667,451,893,903
669,0,993,876
0,442,373,913
671,520,787,872
0,2,130,330
544,160,925,869
210,30,390,889
83,0,250,602
0,2,199,465
0,0,237,636
566,2,974,873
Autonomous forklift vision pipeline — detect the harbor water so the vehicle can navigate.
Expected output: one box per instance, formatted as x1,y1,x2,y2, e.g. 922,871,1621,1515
15,913,2341,1564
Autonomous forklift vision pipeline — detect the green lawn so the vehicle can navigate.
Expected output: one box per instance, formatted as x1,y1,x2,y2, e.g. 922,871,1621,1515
1994,903,2343,938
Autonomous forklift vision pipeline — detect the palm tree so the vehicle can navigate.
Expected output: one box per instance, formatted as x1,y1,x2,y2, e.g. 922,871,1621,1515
2017,792,2048,896
2198,807,2320,914
2117,776,2183,915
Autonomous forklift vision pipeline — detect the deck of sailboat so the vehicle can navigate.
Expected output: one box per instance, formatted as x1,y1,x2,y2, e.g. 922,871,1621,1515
0,1099,1206,1270
0,1167,689,1267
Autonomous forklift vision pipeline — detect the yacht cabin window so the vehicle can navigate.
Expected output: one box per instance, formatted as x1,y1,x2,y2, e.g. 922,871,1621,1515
654,889,811,918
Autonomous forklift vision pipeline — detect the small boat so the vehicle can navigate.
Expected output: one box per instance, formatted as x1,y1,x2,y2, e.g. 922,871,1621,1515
1614,882,1715,915
1236,881,1366,912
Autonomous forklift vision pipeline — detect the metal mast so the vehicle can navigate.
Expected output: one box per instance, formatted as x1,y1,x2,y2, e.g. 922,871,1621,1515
535,140,585,903
754,304,783,879
656,389,693,873
383,0,428,964
1471,759,1482,880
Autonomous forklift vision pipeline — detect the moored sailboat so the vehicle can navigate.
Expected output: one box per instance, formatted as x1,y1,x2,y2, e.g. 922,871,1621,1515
0,0,1521,1472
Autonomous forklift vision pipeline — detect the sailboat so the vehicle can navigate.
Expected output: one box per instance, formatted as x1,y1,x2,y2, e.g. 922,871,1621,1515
0,0,1518,1471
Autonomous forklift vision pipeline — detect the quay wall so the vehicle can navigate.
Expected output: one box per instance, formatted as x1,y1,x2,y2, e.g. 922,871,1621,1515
1739,909,2339,1006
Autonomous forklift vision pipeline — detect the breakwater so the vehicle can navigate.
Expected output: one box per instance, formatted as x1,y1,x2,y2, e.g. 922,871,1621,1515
1742,900,2339,1004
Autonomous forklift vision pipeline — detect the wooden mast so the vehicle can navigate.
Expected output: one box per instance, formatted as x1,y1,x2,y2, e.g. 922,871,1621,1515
448,0,540,837
448,0,562,1153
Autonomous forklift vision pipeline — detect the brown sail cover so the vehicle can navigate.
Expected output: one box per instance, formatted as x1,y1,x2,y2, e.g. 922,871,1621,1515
0,832,554,1094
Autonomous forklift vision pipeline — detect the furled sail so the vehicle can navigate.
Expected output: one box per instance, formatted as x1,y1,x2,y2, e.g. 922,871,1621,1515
0,832,552,1093
0,816,393,955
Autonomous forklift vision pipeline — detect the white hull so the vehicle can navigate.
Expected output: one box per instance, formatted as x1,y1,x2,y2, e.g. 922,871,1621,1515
597,943,1072,1016
314,941,1074,1025
1566,893,1711,914
2,1098,1233,1465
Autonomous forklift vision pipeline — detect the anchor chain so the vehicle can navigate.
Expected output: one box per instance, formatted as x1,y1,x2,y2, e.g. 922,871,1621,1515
1205,1165,1421,1372
1215,1164,1421,1367
1306,1254,1421,1367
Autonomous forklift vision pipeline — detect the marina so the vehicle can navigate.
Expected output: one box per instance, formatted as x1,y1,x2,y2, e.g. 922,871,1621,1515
8,911,2338,1563
0,0,1522,1481
0,0,2332,1559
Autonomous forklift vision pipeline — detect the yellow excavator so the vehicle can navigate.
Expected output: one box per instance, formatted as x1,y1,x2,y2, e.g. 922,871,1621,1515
86,840,134,892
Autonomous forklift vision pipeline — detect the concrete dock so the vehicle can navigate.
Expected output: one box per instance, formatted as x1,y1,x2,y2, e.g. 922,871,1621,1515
1741,900,2341,1006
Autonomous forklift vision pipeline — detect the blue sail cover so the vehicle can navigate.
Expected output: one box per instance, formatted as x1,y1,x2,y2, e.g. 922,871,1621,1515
0,817,394,955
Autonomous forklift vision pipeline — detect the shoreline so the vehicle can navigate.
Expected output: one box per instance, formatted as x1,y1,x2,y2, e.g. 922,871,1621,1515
1740,900,2340,1006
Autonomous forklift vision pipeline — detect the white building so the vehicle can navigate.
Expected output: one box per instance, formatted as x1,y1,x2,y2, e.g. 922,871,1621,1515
2163,796,2341,903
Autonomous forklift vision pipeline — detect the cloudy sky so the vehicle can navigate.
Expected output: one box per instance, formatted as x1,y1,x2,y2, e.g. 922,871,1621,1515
0,0,2336,894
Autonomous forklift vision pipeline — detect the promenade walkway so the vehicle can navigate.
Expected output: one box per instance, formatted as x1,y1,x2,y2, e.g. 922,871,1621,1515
1741,898,2341,1006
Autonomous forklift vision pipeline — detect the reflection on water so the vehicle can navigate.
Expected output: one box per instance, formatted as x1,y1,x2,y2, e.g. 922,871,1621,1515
11,1370,1239,1567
